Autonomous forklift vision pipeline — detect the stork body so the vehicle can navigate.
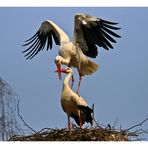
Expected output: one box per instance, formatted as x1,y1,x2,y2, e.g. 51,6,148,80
56,41,98,91
58,67,93,131
59,42,98,76
23,13,121,93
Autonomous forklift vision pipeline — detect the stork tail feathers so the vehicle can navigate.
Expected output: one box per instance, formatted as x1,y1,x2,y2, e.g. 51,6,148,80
78,105,93,125
71,106,93,126
80,59,99,76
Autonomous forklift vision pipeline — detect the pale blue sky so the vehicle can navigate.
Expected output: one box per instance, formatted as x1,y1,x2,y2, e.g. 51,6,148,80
0,7,148,140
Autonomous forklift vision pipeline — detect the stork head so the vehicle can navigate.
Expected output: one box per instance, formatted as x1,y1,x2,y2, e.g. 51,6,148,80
55,56,63,65
55,67,73,75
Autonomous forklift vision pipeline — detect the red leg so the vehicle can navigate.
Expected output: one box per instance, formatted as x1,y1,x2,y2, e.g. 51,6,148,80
67,114,71,133
78,110,82,128
76,75,82,94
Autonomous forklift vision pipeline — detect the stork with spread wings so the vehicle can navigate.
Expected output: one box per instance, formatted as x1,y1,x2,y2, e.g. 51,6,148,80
23,13,121,94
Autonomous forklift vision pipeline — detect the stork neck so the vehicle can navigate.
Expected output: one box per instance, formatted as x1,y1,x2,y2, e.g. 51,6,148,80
63,73,72,88
61,58,70,65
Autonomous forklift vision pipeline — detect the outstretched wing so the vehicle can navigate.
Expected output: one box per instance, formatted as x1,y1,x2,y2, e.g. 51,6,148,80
22,20,69,60
74,13,121,58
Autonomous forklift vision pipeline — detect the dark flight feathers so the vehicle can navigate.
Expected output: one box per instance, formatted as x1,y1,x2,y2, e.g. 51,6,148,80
71,105,93,126
22,14,121,60
22,29,60,60
81,18,121,58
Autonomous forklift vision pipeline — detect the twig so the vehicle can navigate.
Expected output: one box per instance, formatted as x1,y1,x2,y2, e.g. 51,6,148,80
113,118,118,129
36,128,53,134
91,103,103,128
92,103,94,127
93,118,102,128
124,117,148,132
17,99,36,133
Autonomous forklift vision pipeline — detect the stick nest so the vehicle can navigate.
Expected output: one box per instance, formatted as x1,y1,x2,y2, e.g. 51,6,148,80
9,125,142,141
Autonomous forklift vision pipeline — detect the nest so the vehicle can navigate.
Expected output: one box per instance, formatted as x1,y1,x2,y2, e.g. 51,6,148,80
9,124,141,141
9,100,147,141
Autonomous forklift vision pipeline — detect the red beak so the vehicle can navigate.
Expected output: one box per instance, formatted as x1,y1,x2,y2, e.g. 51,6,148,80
55,68,67,73
56,63,62,80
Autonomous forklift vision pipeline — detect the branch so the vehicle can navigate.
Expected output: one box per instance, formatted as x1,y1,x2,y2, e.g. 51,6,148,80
17,99,36,133
113,118,118,129
124,117,148,132
92,103,102,128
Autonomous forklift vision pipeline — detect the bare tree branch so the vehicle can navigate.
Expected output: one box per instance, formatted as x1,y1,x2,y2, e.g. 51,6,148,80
124,117,148,132
17,99,36,133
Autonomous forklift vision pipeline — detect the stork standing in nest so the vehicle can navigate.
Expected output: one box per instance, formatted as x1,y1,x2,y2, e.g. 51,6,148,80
55,67,93,132
23,13,121,94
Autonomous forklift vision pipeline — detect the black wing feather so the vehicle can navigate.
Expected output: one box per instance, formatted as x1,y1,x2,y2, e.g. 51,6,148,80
25,42,41,60
23,37,40,53
27,37,47,60
80,18,121,58
24,39,40,58
23,28,60,60
51,30,60,45
100,28,117,43
103,23,121,30
24,32,38,42
92,25,113,49
102,25,121,38
81,26,98,58
100,19,119,25
22,34,39,48
46,32,52,50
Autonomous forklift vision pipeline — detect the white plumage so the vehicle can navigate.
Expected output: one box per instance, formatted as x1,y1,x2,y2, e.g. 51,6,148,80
23,13,121,93
56,67,93,131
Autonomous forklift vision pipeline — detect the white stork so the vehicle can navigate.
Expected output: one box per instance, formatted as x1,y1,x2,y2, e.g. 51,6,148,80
23,13,121,94
55,67,93,131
